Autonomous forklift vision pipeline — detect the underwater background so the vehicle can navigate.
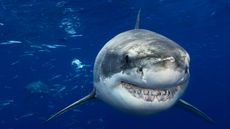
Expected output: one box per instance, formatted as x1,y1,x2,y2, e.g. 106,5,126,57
0,0,229,129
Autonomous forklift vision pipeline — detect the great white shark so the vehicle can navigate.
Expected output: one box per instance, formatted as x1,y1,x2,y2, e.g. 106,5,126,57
47,10,213,123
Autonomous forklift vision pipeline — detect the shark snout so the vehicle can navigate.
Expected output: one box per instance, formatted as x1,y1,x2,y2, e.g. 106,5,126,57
138,67,188,89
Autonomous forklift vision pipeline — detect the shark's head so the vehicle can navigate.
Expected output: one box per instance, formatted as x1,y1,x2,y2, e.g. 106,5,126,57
94,29,190,115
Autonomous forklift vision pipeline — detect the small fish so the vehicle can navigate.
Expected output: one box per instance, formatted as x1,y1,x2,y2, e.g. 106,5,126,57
0,40,22,45
15,113,34,120
42,44,66,49
56,86,66,94
49,74,62,80
0,100,14,107
10,60,20,65
30,45,43,49
38,49,51,53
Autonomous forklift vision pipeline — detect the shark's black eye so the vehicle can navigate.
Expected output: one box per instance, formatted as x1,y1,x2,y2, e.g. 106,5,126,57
125,55,129,64
185,65,189,73
138,67,143,72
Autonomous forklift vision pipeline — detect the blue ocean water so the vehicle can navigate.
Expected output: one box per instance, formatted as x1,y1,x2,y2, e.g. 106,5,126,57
0,0,229,129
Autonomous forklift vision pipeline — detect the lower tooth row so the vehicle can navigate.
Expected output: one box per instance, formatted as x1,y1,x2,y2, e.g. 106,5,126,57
122,84,180,102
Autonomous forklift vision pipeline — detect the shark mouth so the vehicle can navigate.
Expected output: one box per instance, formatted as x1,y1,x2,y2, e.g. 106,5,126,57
120,81,184,102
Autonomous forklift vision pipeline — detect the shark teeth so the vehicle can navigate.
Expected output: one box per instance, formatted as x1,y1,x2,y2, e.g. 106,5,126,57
120,81,183,102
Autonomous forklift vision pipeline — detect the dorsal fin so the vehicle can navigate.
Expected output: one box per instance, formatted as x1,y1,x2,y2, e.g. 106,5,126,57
134,9,141,29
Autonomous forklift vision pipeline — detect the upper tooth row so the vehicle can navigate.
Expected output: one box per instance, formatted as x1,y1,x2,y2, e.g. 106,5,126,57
126,87,175,96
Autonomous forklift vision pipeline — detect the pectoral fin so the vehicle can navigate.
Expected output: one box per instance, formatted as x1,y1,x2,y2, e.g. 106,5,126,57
177,99,214,123
46,89,96,122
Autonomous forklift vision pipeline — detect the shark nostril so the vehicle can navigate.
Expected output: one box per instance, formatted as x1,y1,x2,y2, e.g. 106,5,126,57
137,67,143,75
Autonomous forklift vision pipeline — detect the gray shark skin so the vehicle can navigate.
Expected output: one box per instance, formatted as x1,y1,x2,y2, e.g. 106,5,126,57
94,28,189,114
47,10,214,123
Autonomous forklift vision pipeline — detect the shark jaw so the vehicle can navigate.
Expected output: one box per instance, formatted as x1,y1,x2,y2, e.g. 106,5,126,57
95,71,188,115
120,81,184,103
